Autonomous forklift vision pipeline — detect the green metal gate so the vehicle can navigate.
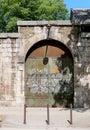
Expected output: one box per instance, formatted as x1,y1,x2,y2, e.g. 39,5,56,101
25,58,61,107
25,57,73,107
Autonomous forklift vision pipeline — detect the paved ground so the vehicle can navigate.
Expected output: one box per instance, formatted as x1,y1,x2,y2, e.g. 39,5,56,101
0,107,90,130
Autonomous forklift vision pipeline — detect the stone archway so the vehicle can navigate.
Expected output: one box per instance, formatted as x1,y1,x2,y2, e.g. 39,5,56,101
25,39,74,107
0,12,90,107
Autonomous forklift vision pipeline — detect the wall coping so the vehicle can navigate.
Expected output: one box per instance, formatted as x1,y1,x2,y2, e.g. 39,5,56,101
17,20,72,26
0,33,19,38
71,8,90,25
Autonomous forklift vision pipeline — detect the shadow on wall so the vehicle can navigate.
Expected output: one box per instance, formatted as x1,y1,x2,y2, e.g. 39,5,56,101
66,26,90,108
52,54,74,108
52,78,74,108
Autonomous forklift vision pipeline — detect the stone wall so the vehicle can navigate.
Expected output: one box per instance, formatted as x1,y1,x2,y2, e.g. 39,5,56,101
0,33,20,105
74,33,90,107
0,20,89,108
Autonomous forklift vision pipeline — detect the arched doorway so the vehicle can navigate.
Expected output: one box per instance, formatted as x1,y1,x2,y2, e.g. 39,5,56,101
25,39,74,107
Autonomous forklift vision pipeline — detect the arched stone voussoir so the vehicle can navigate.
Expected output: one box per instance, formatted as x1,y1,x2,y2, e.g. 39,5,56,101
18,32,48,61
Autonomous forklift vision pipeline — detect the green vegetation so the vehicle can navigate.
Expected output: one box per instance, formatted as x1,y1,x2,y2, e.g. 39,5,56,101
0,0,68,32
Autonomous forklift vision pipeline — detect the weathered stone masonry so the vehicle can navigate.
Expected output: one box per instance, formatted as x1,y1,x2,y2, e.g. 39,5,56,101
0,9,90,107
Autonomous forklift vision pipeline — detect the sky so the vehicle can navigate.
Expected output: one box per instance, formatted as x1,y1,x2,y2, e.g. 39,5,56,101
64,0,90,12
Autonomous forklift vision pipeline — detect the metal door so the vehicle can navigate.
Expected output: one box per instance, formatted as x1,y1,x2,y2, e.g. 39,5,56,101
25,57,62,107
25,56,73,107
